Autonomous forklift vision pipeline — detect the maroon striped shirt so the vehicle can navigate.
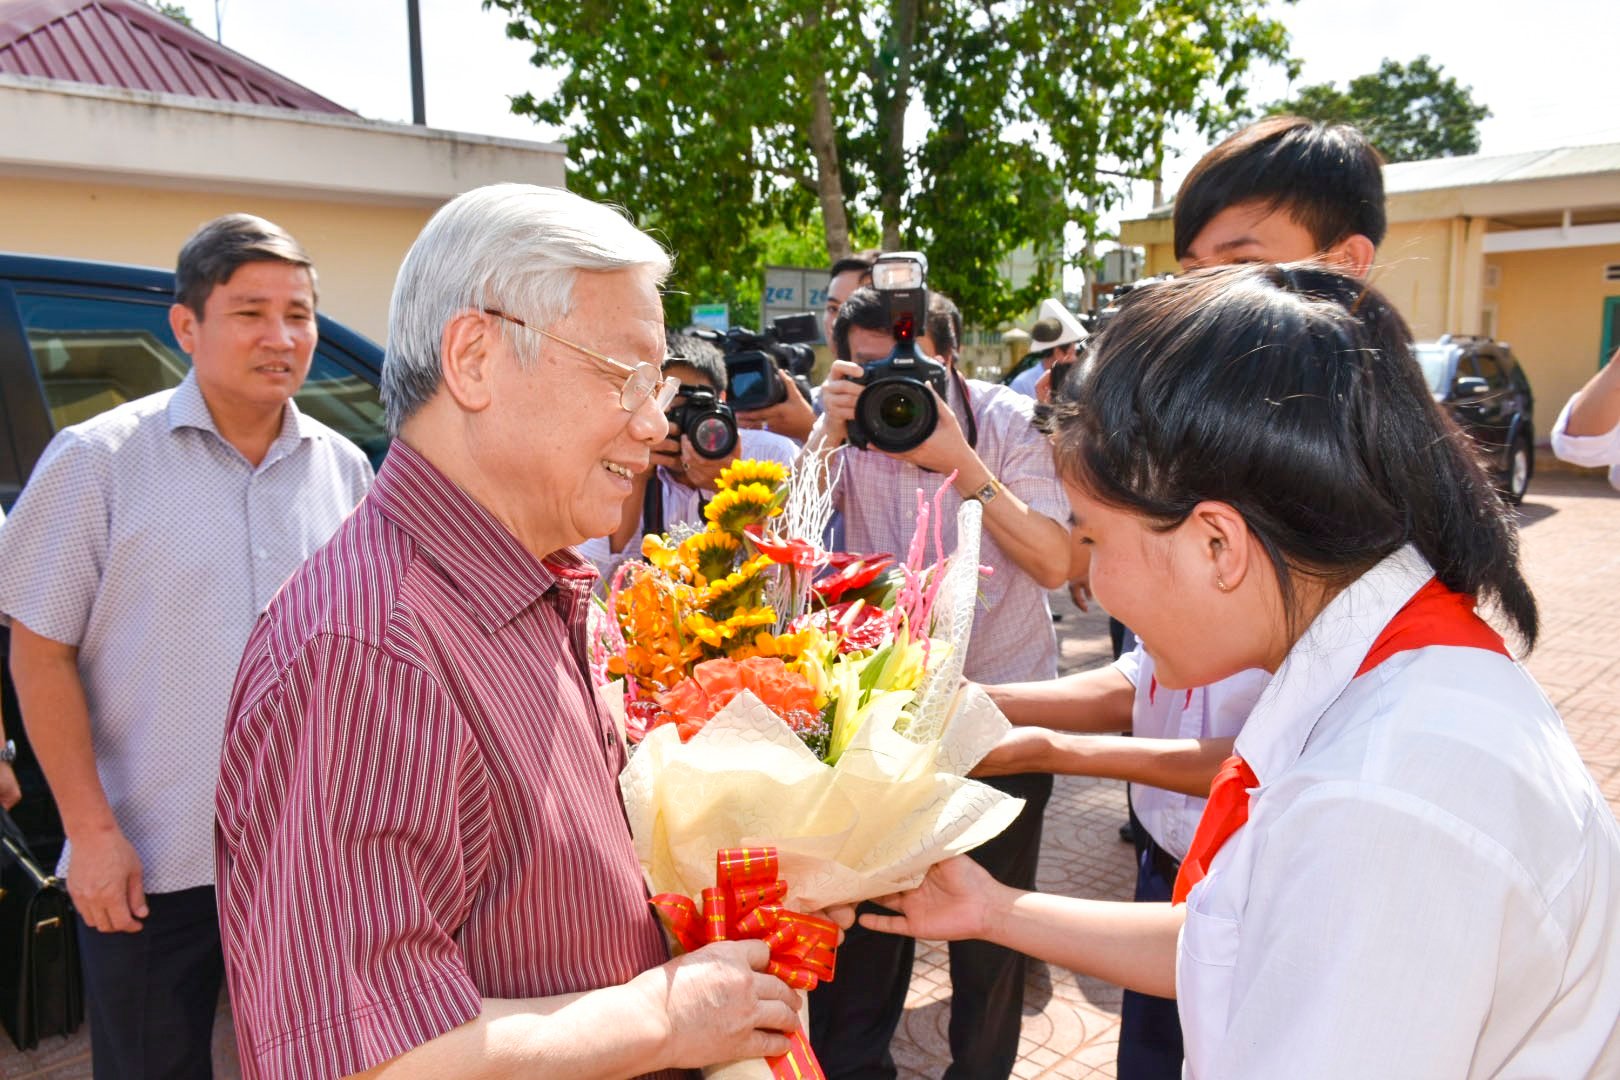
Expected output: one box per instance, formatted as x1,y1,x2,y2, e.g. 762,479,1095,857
216,441,683,1080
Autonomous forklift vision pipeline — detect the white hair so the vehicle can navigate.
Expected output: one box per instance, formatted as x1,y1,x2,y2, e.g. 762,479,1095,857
381,183,671,434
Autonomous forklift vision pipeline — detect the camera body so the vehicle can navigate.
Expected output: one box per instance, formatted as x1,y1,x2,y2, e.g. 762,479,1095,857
666,384,739,460
718,314,820,412
846,252,951,454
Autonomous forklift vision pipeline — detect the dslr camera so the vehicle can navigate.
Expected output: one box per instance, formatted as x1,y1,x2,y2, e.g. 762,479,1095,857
846,252,950,454
713,314,820,412
666,384,738,460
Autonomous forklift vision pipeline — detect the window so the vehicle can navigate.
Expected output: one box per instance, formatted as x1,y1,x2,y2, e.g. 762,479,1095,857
1474,352,1510,391
16,289,388,468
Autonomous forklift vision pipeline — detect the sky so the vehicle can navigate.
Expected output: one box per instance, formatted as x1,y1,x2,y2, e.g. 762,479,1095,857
170,0,1618,232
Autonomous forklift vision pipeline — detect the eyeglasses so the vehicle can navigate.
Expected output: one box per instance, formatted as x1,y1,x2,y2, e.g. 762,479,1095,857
482,308,679,414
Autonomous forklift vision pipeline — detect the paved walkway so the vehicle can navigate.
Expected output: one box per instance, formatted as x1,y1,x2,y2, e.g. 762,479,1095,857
4,473,1617,1079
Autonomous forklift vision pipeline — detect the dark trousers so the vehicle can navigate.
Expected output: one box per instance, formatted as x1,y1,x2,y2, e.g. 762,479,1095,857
1117,810,1185,1080
77,884,224,1080
810,771,1053,1080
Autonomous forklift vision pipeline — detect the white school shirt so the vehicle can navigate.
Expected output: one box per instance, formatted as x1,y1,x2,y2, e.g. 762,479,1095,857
1178,545,1620,1079
1549,395,1620,491
1114,644,1268,862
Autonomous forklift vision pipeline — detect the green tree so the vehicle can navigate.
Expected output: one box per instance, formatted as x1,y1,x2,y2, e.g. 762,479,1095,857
150,1,194,27
488,0,1294,325
1261,56,1490,162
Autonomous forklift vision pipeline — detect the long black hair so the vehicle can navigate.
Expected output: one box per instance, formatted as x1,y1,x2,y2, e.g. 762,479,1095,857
1052,263,1537,650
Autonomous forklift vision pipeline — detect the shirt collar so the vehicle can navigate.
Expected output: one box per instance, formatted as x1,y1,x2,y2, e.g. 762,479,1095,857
165,369,319,462
368,440,591,632
1234,544,1435,784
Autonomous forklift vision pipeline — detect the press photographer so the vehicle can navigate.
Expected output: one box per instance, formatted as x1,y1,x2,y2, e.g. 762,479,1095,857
805,253,1072,1080
580,330,797,584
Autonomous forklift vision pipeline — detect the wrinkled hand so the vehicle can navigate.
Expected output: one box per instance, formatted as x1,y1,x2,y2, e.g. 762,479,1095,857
0,761,20,811
68,826,147,933
813,902,858,944
634,939,803,1069
859,856,1011,943
971,726,1055,778
889,386,973,476
736,377,816,442
814,360,864,445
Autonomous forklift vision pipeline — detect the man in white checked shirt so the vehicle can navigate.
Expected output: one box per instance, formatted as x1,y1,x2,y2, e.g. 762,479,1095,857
0,215,371,1079
806,283,1070,1080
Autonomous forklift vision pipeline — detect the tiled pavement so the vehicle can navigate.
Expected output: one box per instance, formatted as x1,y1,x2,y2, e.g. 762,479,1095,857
4,472,1617,1079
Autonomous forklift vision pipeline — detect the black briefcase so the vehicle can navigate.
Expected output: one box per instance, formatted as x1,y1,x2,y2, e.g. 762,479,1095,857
0,807,83,1050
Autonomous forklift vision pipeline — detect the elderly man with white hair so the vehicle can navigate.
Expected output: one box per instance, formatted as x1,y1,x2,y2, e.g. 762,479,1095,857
215,185,816,1080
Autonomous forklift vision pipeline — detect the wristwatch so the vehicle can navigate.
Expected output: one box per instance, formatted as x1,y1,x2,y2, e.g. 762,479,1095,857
964,476,1002,508
0,739,15,764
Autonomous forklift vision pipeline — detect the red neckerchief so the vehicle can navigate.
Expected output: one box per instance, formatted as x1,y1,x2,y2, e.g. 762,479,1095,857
1170,577,1509,904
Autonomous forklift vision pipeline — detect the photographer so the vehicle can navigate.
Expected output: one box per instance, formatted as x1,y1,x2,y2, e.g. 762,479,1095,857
806,272,1070,1080
580,331,797,583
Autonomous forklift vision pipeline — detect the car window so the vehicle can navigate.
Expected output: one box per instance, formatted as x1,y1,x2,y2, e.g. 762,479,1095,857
1413,345,1454,394
15,289,388,468
1475,352,1509,391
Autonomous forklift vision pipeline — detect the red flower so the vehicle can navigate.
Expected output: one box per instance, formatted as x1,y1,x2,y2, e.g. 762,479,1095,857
744,524,825,571
792,600,891,654
812,554,896,603
656,656,819,740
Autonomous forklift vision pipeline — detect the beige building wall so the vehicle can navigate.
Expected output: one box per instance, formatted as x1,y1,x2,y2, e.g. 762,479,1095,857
1485,243,1620,430
0,175,433,342
1372,220,1457,340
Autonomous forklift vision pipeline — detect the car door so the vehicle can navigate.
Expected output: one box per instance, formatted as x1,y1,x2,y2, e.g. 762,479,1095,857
1470,349,1515,467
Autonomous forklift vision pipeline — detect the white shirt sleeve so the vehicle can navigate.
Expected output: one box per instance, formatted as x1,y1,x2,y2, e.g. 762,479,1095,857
1550,395,1620,491
1201,784,1559,1079
1113,640,1146,687
0,429,110,644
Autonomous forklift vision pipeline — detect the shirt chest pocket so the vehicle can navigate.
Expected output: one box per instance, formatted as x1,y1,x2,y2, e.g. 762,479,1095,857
1177,897,1241,1078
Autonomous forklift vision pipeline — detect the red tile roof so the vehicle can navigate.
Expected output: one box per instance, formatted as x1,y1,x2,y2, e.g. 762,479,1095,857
0,0,354,114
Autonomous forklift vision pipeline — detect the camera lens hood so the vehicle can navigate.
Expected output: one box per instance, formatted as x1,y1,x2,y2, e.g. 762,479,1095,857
853,376,939,453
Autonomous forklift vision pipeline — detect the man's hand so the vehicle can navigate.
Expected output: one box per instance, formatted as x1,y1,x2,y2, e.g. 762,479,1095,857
633,939,804,1068
735,377,816,442
972,726,1056,778
813,360,864,448
859,856,1013,943
889,386,975,476
678,438,738,494
67,825,148,933
0,761,20,811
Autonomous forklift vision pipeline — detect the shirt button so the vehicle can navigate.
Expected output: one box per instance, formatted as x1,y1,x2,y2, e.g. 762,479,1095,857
254,548,269,560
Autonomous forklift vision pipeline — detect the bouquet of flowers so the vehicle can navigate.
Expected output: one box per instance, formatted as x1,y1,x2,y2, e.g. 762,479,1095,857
593,454,1021,1078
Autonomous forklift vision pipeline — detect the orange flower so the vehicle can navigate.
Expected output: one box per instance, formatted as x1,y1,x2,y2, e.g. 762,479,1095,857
656,656,819,739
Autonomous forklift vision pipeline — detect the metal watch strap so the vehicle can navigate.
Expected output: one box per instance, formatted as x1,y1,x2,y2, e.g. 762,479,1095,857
968,477,1001,506
0,739,15,764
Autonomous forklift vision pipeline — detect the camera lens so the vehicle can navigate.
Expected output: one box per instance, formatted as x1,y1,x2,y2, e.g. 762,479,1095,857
690,414,738,459
855,378,938,453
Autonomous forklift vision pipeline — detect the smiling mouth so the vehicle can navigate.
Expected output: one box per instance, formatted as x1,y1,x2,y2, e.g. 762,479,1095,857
603,461,633,480
256,364,293,374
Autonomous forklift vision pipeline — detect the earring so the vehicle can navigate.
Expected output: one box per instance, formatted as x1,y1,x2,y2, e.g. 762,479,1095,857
1216,576,1230,592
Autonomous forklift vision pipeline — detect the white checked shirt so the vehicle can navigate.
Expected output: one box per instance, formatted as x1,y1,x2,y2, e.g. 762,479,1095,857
832,375,1068,684
1114,644,1268,862
1179,546,1620,1078
0,372,371,892
1550,395,1620,491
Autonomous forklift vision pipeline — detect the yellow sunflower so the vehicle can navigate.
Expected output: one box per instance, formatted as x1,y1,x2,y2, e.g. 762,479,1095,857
717,458,789,493
700,553,775,614
705,482,785,534
677,528,741,585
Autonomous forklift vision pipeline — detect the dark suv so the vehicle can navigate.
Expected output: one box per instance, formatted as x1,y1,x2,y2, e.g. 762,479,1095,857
0,252,391,863
1414,335,1536,504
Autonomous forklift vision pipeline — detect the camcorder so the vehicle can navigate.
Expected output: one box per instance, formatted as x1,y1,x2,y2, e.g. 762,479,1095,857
666,384,738,460
711,314,819,412
846,252,950,454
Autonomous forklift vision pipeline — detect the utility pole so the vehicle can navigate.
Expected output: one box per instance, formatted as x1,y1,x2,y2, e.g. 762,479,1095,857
406,0,426,125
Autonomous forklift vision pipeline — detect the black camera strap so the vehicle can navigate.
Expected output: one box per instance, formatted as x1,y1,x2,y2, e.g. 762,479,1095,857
641,475,665,537
950,366,980,451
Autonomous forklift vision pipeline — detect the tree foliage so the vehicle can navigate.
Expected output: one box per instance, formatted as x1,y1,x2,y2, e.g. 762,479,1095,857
1261,56,1490,163
488,0,1293,325
150,1,194,28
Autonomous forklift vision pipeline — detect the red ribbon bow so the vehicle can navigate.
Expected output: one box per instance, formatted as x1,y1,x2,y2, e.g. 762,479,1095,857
651,847,839,1080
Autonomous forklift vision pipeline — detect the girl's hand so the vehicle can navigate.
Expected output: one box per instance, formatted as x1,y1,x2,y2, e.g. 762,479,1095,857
858,856,1014,942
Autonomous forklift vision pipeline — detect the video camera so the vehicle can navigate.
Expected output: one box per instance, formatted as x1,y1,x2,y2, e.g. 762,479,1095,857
666,384,738,460
710,314,820,412
846,252,950,454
